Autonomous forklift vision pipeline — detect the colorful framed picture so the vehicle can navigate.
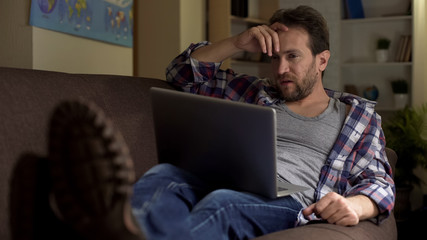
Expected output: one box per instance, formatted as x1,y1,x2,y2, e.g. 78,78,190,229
30,0,133,48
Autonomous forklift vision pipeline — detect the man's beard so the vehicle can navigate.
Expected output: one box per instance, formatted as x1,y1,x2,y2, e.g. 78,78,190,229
277,61,318,102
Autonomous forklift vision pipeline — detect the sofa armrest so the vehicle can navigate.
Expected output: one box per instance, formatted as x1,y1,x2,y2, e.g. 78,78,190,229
254,214,397,240
254,147,398,240
385,147,397,176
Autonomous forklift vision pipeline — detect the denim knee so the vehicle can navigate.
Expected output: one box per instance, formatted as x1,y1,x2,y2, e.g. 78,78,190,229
142,163,183,177
189,189,300,239
192,189,263,212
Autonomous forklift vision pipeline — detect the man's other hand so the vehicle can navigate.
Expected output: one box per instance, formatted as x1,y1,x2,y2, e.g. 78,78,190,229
303,192,378,226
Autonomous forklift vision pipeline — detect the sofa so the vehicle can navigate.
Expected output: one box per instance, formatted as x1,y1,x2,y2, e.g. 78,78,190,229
0,67,397,239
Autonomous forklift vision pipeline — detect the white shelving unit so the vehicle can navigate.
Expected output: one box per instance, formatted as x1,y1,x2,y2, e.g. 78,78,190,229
340,0,413,111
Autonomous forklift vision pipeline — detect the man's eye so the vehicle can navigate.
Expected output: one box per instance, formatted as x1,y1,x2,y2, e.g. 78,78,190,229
288,54,298,59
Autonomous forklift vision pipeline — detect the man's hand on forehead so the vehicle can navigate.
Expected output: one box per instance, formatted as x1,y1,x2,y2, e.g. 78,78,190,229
270,22,289,33
268,22,288,54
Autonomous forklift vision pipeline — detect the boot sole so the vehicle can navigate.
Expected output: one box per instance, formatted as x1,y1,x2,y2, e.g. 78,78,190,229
48,100,141,239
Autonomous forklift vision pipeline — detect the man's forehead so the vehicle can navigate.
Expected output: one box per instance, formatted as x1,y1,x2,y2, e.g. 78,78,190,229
277,27,311,52
278,26,309,38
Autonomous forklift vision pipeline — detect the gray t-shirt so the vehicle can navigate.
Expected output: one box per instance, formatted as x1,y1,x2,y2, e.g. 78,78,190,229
271,98,347,207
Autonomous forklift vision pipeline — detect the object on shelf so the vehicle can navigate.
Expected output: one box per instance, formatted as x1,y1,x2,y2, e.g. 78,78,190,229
231,0,248,18
375,50,389,62
343,0,365,19
391,79,409,109
395,35,412,62
363,85,379,101
376,38,390,62
394,94,409,110
391,79,409,94
377,38,391,49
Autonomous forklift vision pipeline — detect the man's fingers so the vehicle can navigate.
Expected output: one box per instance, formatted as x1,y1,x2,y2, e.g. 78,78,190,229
255,25,281,56
270,22,289,32
321,207,341,223
250,26,268,54
235,22,287,54
247,25,279,54
270,22,288,52
325,207,359,226
306,193,360,226
259,26,275,56
238,24,283,55
303,193,343,219
302,203,316,216
263,26,281,54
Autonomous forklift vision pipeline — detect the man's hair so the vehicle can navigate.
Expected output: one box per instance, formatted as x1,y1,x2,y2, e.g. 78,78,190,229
269,5,329,56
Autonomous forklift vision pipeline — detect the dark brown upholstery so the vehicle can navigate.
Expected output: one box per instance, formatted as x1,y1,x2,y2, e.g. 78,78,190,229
0,67,397,240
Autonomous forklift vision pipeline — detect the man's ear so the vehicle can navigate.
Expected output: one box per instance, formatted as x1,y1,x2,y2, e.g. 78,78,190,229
317,50,330,72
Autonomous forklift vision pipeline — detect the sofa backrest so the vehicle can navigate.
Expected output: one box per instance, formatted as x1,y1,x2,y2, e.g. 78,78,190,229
0,67,398,240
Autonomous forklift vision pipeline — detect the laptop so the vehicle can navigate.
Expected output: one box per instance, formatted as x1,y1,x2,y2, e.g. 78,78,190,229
150,87,308,199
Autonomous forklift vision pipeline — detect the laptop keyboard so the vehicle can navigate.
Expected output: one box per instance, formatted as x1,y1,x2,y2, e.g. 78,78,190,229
277,174,289,191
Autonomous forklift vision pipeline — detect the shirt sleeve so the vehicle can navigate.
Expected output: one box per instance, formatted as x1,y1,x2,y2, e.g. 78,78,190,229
165,42,276,104
343,111,395,224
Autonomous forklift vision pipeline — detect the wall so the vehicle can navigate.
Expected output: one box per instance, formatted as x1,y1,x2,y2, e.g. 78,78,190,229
0,1,33,69
413,0,427,106
180,0,207,53
412,0,427,210
134,0,206,79
32,27,133,76
134,0,180,79
0,1,133,76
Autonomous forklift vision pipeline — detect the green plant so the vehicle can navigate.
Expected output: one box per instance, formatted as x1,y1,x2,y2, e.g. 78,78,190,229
383,104,427,187
377,38,391,49
391,79,409,94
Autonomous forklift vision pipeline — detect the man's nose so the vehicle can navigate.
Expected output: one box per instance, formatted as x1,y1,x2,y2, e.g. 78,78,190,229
277,59,290,74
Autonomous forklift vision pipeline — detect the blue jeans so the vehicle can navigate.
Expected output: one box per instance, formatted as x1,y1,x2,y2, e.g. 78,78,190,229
131,164,302,240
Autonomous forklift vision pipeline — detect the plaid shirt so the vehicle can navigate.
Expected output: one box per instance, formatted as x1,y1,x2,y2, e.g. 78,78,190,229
166,42,395,225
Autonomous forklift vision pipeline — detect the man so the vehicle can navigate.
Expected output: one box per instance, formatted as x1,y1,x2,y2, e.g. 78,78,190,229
11,5,394,240
163,4,394,236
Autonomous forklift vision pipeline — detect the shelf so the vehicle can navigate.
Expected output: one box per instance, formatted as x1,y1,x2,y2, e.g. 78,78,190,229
341,62,412,67
340,0,414,111
230,15,268,25
341,15,412,24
